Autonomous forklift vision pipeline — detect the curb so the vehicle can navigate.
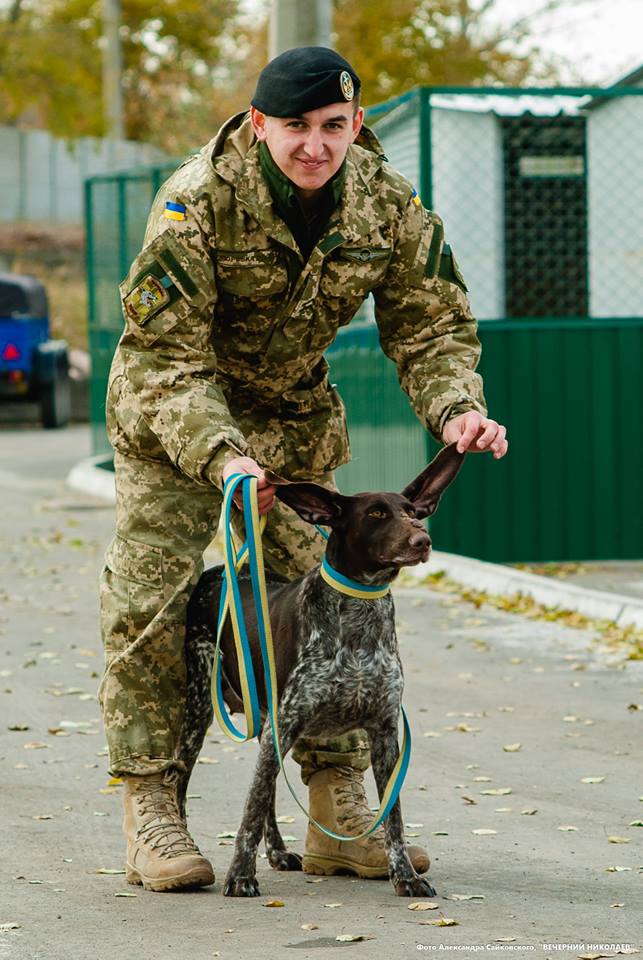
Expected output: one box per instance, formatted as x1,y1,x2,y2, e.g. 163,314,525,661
407,551,643,631
66,456,643,631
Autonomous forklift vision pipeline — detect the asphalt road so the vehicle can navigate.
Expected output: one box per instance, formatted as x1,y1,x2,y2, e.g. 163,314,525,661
0,425,641,960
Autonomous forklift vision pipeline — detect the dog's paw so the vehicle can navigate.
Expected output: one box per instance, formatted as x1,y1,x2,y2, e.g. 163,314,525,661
268,850,303,872
223,875,260,897
393,875,436,898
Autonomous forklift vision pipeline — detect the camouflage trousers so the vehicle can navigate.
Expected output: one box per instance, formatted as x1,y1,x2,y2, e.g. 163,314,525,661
99,452,371,783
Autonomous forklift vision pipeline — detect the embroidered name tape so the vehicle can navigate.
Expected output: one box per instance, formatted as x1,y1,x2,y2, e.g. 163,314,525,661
164,201,186,221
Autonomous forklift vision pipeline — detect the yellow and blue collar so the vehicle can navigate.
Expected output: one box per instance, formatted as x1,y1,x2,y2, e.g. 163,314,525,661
320,555,390,600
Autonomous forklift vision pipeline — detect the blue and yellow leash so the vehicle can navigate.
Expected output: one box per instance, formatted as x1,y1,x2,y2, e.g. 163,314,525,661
211,473,411,840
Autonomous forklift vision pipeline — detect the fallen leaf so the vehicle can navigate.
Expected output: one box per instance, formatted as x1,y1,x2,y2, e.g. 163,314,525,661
496,938,517,943
197,757,219,764
472,828,497,835
264,900,284,908
563,715,578,722
301,923,319,930
336,934,374,942
495,807,512,813
48,728,70,737
0,923,21,931
408,902,439,911
276,815,296,823
23,741,48,750
503,743,522,752
611,903,625,908
421,917,458,927
521,808,538,816
114,892,137,897
216,831,236,839
608,836,631,844
462,796,477,805
95,868,125,875
406,832,420,838
324,902,343,908
446,893,485,901
580,776,605,784
481,788,512,796
606,866,632,872
32,814,54,821
8,724,29,731
423,731,442,738
405,822,424,828
628,820,643,827
472,776,492,783
558,825,578,831
627,703,642,711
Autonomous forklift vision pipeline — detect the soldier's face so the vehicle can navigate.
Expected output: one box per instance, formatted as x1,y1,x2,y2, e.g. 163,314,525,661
251,102,364,199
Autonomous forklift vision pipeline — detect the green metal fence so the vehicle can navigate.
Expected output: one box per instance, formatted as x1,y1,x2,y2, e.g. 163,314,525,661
85,85,643,563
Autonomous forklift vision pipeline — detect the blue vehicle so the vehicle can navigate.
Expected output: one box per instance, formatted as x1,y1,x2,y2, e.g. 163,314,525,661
0,272,70,428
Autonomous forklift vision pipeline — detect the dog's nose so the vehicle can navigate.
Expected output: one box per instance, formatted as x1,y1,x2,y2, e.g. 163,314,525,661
409,530,430,550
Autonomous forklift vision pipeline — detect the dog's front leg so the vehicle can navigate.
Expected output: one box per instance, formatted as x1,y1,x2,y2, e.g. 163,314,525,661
223,718,299,897
264,776,303,872
368,721,436,898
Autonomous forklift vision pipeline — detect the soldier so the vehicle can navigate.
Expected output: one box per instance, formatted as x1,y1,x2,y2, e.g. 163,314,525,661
100,46,508,893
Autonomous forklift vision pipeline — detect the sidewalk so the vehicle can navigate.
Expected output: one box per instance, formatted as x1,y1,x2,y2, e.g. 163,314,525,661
1,425,641,960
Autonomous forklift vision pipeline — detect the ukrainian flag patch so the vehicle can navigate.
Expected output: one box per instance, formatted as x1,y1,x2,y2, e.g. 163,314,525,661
164,200,186,221
411,188,421,207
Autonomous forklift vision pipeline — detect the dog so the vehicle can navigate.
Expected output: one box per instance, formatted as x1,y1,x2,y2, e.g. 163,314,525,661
178,442,465,898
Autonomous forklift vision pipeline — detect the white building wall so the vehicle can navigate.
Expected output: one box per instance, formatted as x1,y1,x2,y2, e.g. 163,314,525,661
587,94,643,317
0,127,167,224
431,108,505,321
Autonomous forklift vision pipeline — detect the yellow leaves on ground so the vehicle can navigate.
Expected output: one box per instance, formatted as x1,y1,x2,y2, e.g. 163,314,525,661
481,788,512,796
503,743,522,752
336,934,375,942
408,902,439,911
581,776,605,784
471,828,497,835
263,900,284,908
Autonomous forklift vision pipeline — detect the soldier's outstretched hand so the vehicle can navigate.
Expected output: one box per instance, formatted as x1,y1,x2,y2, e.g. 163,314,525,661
442,411,508,460
222,457,277,514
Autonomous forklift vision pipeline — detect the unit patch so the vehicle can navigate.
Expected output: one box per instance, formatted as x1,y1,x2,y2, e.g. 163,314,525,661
124,274,171,325
411,188,422,207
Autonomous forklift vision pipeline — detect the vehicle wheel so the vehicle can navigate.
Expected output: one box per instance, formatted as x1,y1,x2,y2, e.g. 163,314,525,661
41,367,71,428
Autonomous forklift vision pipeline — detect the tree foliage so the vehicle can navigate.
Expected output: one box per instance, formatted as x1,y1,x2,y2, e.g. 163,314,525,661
333,0,570,104
0,0,575,151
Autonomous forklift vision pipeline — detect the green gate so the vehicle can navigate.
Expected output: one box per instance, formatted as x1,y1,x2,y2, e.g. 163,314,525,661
85,86,643,563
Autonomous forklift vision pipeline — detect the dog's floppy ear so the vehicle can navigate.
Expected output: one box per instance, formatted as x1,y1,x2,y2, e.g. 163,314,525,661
265,470,349,527
400,443,465,519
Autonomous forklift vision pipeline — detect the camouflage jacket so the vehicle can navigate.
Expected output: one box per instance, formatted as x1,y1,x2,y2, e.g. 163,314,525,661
107,112,487,486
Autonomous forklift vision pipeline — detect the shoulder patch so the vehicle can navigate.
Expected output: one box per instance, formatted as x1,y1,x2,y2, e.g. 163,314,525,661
123,274,171,325
164,201,186,221
410,188,422,207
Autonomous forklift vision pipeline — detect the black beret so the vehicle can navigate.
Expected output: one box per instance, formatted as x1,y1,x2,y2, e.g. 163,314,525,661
252,46,361,118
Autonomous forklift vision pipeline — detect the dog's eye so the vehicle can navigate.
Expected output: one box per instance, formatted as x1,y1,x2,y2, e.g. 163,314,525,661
368,509,387,519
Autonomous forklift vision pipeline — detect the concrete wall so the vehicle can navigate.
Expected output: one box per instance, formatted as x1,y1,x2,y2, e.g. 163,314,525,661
431,107,505,321
587,93,643,317
0,127,166,224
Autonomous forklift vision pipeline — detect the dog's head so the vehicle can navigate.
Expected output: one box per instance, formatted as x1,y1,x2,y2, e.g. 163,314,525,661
266,443,465,581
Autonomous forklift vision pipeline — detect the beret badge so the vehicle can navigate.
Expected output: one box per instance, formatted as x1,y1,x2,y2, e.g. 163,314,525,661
339,69,354,101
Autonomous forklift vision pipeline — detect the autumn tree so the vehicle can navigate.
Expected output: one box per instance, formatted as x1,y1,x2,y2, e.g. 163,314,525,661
333,0,573,104
0,0,257,150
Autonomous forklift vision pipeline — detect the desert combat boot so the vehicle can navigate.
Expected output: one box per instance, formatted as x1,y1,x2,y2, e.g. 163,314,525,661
122,770,215,891
302,766,430,879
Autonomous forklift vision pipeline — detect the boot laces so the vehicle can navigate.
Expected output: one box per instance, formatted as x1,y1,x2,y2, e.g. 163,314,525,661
134,777,200,859
332,766,385,840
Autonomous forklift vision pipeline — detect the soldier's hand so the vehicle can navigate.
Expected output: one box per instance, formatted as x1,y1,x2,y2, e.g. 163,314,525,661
222,457,277,514
442,411,508,460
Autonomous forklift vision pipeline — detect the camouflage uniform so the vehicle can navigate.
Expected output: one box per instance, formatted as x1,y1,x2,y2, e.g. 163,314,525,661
99,112,486,778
